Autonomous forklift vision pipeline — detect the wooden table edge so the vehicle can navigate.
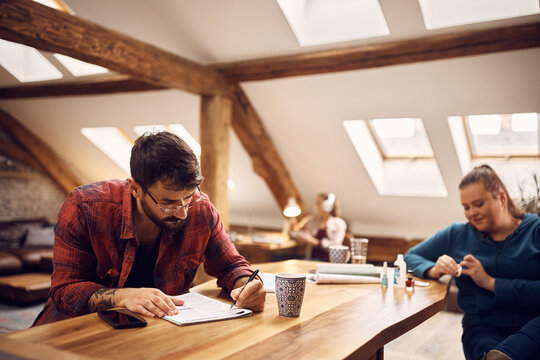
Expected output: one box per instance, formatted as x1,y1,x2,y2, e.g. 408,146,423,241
0,336,96,360
347,289,449,360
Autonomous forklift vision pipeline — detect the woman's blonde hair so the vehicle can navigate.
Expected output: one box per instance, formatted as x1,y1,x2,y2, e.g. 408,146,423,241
459,164,523,219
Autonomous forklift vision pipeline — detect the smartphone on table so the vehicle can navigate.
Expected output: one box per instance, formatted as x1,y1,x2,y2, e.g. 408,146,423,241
98,309,147,329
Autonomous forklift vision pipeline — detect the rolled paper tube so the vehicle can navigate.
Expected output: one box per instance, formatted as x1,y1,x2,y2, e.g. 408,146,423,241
314,273,381,284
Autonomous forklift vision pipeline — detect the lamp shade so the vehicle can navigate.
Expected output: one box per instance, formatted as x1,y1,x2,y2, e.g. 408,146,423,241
283,197,301,217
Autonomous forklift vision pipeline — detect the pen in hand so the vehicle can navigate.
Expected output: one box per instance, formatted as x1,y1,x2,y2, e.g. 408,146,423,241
230,269,259,310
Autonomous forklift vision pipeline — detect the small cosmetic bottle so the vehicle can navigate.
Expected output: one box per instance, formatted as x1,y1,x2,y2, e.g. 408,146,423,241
381,261,388,288
394,254,406,288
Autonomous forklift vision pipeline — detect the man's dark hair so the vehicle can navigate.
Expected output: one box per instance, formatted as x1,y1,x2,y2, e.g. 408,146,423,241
130,131,203,190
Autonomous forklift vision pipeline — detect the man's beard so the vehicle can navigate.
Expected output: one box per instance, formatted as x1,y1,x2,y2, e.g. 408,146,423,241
140,200,186,232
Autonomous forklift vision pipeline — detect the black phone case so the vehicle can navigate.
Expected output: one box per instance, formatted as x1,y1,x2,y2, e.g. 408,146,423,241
98,309,147,329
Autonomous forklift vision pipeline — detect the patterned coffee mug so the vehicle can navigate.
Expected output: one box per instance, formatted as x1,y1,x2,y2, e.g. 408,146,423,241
329,245,351,263
275,273,306,317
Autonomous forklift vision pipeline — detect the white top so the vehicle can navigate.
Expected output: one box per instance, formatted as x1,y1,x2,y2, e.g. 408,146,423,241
301,215,347,250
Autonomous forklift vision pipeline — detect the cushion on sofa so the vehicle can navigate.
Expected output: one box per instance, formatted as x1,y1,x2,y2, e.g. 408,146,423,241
0,225,28,249
8,248,53,272
24,226,55,247
0,218,49,249
0,252,23,275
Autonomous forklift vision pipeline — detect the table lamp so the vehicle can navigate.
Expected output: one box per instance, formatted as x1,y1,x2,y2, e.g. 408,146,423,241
283,197,301,218
282,197,301,233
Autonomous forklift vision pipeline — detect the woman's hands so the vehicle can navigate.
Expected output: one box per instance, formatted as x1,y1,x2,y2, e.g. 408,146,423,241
426,254,461,279
426,254,495,292
460,254,495,292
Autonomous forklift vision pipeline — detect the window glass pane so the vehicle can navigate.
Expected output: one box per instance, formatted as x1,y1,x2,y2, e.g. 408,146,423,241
418,0,539,30
168,124,201,157
33,0,63,10
343,119,446,197
369,118,434,158
133,125,168,137
53,54,108,76
81,128,133,174
133,124,201,157
276,0,389,47
467,113,539,157
0,40,62,83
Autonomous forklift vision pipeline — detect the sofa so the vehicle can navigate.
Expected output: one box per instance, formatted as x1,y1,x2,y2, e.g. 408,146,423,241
0,218,54,303
0,217,54,275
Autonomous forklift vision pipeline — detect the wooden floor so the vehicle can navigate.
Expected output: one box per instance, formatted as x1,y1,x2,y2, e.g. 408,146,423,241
385,311,465,360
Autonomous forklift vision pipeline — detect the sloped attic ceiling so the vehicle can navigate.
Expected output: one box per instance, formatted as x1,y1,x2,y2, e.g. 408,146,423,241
0,0,539,238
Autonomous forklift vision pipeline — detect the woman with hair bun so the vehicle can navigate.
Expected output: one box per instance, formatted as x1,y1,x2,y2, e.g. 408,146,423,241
289,192,347,261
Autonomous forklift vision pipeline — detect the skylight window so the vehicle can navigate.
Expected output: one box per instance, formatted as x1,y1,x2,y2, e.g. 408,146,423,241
512,113,538,132
132,125,168,136
448,113,540,199
465,113,539,158
344,119,446,197
133,124,201,157
369,118,434,159
276,0,389,47
468,114,501,135
0,40,63,83
34,0,61,9
53,54,109,76
418,0,540,30
168,124,201,157
81,128,133,174
33,0,71,12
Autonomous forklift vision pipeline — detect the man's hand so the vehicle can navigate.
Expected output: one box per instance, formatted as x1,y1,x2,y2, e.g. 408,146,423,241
460,254,495,292
230,277,266,312
426,254,461,279
88,287,184,318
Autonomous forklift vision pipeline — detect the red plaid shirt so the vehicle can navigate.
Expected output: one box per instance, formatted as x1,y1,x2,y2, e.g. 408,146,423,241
34,180,253,326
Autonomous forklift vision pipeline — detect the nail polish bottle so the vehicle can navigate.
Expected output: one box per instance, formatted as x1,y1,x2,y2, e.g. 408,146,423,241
406,270,415,292
381,261,388,288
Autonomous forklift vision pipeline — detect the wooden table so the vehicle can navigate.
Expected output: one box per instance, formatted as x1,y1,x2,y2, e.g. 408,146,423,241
0,260,448,360
232,231,300,263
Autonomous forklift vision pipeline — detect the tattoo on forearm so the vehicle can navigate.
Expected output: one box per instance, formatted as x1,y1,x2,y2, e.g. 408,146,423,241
88,288,118,312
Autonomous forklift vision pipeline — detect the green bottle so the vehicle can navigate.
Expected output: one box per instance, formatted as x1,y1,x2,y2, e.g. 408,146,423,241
381,261,388,288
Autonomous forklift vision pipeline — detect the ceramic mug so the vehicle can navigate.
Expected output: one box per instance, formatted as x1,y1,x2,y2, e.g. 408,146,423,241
275,273,306,317
329,245,351,263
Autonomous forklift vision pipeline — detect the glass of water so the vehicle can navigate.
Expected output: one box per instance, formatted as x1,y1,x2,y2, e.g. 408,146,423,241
351,238,369,264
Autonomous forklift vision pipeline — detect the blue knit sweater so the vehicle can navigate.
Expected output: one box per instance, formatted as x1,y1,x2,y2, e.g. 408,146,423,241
405,213,540,328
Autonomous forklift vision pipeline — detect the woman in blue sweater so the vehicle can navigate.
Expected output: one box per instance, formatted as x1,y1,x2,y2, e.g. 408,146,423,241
405,165,540,360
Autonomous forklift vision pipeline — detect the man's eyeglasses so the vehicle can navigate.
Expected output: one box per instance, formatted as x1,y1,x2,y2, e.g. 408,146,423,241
143,186,203,214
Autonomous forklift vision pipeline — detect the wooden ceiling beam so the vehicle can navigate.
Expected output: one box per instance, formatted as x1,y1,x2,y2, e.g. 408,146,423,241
0,77,165,99
0,0,308,215
231,85,308,216
215,22,540,82
200,95,232,230
0,0,230,96
0,108,82,193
